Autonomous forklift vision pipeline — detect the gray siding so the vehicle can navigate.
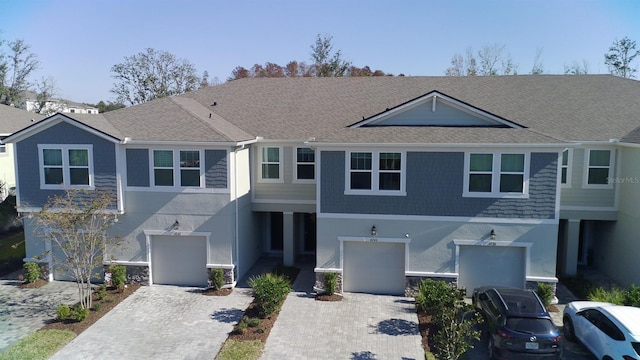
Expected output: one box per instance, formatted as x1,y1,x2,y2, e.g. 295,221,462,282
375,99,495,126
126,149,150,187
205,150,227,189
320,151,557,219
16,122,117,208
560,148,616,208
253,145,316,202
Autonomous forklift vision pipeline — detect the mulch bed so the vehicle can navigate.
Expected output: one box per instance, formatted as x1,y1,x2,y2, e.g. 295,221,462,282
18,278,48,289
416,307,435,353
202,287,233,296
39,284,141,335
315,293,343,301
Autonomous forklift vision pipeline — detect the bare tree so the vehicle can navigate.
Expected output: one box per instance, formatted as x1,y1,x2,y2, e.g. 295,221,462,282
110,48,201,105
34,190,122,309
31,76,64,116
0,39,39,106
564,60,590,75
604,36,639,78
530,48,545,74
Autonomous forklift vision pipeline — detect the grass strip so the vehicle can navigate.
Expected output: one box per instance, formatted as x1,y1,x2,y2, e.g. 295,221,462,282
215,339,263,360
0,329,76,360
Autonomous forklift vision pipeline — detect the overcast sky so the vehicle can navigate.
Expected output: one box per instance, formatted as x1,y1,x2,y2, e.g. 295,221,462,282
1,0,639,104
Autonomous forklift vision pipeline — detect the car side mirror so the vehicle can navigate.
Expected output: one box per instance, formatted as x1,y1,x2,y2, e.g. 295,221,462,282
576,310,585,317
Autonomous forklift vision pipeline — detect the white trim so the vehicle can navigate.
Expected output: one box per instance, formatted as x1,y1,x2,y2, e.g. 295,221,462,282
17,206,124,215
144,230,212,285
3,115,120,144
582,148,615,189
309,142,569,149
526,276,558,283
463,151,530,199
38,144,95,190
251,198,316,205
150,148,208,189
115,144,125,213
454,239,532,286
103,260,149,266
143,230,212,237
206,263,235,269
123,140,237,146
560,205,617,211
258,146,284,183
338,236,411,276
351,91,524,129
560,148,572,188
344,150,406,196
293,147,316,184
317,212,559,225
314,267,343,273
125,186,230,194
405,271,458,278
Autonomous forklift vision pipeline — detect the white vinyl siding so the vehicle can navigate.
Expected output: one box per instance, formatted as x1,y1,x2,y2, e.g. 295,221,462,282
584,149,613,188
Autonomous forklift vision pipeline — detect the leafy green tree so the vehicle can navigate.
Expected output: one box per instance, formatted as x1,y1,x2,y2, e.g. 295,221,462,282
34,190,122,309
110,48,201,105
605,36,639,78
310,34,351,77
0,39,39,106
94,100,125,113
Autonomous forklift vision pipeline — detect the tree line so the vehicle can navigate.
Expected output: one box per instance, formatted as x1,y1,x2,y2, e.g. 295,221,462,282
1,33,638,111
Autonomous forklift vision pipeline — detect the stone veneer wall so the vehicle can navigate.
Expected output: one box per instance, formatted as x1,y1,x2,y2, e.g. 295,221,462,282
405,276,458,297
314,272,343,295
103,264,150,285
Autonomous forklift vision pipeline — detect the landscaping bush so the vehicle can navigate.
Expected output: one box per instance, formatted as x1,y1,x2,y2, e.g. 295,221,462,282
209,268,225,290
624,284,640,307
23,261,41,283
415,279,459,317
72,304,89,321
93,302,102,312
248,273,291,318
97,284,108,300
536,282,554,306
109,264,127,290
588,286,625,305
323,272,337,295
57,304,71,320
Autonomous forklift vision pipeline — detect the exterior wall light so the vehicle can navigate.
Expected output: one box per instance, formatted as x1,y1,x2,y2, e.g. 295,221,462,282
172,220,180,230
490,229,496,241
371,225,377,237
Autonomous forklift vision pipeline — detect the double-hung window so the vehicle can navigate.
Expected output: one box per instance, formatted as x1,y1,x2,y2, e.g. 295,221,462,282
152,149,203,188
465,152,529,197
295,147,315,181
260,147,282,182
561,149,572,186
346,151,405,195
585,149,613,187
39,145,93,189
0,142,6,154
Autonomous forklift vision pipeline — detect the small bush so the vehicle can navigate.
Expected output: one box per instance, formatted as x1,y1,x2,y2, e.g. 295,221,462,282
57,304,71,320
588,286,625,305
248,273,291,318
209,268,225,290
72,305,89,321
257,327,266,334
23,262,41,283
93,303,102,312
97,284,108,300
246,317,261,327
323,272,338,295
415,279,459,317
234,320,248,334
624,284,640,307
109,264,126,290
536,282,554,306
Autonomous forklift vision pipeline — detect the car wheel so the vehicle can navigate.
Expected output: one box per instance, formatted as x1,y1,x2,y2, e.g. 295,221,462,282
602,356,613,360
487,336,496,360
563,316,576,342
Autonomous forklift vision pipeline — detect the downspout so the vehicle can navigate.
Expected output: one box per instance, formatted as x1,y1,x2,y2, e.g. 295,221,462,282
233,144,243,283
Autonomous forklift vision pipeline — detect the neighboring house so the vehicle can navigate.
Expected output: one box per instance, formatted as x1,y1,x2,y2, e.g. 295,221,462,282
0,105,44,199
19,90,99,115
5,75,640,295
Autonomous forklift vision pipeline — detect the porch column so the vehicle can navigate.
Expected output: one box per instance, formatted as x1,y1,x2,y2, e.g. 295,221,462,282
562,219,581,276
283,212,295,266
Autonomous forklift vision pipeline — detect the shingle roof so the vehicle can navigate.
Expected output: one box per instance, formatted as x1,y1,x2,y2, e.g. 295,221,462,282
0,104,45,134
19,75,638,145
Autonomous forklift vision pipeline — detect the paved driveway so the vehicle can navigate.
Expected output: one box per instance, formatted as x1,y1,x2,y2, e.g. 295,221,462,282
50,285,253,360
262,264,424,360
0,274,79,353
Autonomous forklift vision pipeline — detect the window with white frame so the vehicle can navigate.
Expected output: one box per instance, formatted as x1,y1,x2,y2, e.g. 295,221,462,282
152,149,203,187
260,147,281,181
465,152,529,197
586,149,612,186
295,147,315,181
561,149,571,185
347,151,405,194
0,143,6,154
39,145,92,189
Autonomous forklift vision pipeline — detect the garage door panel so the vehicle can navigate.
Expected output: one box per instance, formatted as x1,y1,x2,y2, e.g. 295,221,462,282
458,246,525,296
343,241,405,295
152,236,207,286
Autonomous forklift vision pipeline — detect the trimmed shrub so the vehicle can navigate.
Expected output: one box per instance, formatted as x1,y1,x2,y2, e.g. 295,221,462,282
72,305,89,321
97,284,108,300
624,284,640,307
209,268,225,290
57,304,71,320
248,273,291,318
93,303,102,312
110,264,126,290
323,272,338,295
23,262,41,283
415,279,459,317
536,282,554,306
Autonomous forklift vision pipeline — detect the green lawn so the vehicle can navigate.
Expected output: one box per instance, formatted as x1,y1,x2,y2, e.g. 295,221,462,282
215,340,263,360
0,231,25,277
0,330,76,360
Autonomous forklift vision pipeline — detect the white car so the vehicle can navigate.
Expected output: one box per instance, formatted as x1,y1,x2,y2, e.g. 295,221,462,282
563,301,640,360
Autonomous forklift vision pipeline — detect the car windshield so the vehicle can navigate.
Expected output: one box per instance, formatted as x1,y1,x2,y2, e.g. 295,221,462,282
506,318,556,334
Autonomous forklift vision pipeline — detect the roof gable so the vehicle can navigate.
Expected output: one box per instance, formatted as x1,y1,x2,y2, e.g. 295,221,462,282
3,113,121,144
351,91,523,129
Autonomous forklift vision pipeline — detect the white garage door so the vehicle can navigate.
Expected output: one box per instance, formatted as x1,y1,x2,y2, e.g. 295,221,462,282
343,241,405,295
151,235,207,286
458,245,525,296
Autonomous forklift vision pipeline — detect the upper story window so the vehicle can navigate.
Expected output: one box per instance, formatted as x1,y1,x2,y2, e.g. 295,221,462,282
0,143,6,154
561,149,572,186
346,151,405,195
260,146,282,182
295,147,315,182
152,149,203,188
38,145,93,189
585,149,613,187
464,152,529,198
